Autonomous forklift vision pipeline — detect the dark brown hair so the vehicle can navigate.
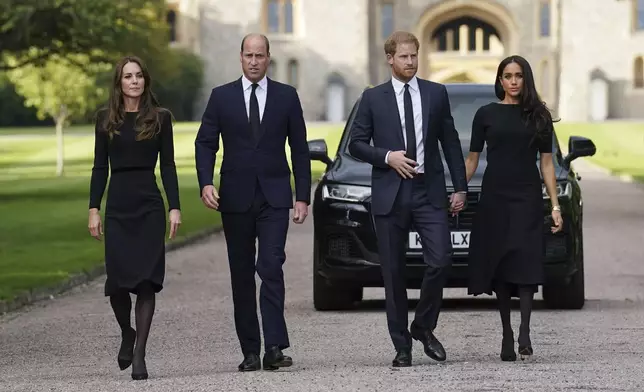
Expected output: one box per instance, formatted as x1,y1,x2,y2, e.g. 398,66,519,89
384,31,420,56
101,55,167,141
494,55,559,142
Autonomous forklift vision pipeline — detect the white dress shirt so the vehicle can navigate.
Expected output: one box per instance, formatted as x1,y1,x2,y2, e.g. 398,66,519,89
386,75,425,173
241,75,267,122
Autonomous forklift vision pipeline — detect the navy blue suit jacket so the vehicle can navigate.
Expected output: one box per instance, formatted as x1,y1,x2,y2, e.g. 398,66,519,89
348,78,468,215
195,77,311,213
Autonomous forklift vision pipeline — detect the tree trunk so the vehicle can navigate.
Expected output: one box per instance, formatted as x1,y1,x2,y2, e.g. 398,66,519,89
55,109,67,177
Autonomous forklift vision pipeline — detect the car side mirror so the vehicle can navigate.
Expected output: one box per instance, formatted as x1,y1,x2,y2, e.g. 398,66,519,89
563,136,596,168
308,139,333,168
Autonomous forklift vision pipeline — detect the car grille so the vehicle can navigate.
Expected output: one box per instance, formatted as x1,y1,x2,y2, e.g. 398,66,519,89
448,192,479,230
326,232,362,259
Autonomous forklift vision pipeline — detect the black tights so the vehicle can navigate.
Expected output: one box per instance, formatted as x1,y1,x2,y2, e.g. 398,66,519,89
109,282,156,372
494,281,534,347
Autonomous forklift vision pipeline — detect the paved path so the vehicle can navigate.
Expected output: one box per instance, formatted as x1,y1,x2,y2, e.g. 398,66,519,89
1,160,644,391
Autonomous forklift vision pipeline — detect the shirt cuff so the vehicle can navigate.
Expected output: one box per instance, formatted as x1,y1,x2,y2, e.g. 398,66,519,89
385,151,391,164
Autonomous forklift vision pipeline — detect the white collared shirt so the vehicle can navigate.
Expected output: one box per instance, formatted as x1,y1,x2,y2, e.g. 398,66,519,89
387,75,425,173
241,75,267,121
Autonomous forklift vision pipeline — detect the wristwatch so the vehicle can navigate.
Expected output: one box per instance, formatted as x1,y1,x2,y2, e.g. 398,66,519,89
552,205,561,211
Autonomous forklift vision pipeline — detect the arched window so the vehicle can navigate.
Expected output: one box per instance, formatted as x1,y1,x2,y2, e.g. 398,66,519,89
538,0,551,37
539,59,551,100
166,10,177,42
287,59,299,89
265,0,295,34
634,0,644,31
634,56,644,88
379,0,394,41
268,60,277,80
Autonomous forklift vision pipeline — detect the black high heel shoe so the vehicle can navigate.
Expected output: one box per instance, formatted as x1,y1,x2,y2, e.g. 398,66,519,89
500,333,517,362
518,329,533,361
518,345,533,360
117,328,136,370
131,355,148,380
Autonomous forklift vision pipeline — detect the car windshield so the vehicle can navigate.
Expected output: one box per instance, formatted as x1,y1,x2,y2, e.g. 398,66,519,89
449,91,497,140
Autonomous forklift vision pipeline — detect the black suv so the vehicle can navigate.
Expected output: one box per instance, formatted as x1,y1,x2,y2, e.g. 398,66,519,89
308,83,596,311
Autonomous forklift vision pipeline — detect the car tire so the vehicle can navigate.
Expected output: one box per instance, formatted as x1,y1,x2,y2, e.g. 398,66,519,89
543,258,585,310
312,238,362,311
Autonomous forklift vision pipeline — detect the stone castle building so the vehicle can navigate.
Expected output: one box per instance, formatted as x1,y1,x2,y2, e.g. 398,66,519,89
167,0,644,122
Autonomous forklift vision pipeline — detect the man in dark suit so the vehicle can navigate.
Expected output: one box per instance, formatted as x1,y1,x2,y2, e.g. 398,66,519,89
194,33,311,372
349,31,467,367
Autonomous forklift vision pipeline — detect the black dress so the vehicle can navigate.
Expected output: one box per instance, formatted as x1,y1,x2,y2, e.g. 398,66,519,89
89,110,180,296
467,103,552,296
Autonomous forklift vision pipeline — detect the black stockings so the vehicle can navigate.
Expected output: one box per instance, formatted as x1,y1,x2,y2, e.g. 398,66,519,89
494,282,534,351
109,282,156,377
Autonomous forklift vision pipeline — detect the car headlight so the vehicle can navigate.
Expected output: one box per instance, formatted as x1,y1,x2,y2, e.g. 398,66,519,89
322,184,371,202
542,182,571,199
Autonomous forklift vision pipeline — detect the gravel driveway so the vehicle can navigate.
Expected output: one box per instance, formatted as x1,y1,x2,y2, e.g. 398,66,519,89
1,160,644,392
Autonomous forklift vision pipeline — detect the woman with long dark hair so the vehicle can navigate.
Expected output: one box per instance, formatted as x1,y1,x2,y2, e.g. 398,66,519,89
87,56,181,380
465,55,563,362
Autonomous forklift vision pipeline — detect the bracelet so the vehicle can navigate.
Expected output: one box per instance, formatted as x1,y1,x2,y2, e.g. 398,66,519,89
552,205,561,211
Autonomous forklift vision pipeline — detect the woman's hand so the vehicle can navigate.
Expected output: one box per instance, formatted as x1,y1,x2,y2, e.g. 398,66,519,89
169,209,182,240
551,209,563,233
88,209,103,240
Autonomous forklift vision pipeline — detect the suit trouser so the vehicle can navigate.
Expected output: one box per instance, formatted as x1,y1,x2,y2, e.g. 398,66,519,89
373,175,452,351
221,182,290,355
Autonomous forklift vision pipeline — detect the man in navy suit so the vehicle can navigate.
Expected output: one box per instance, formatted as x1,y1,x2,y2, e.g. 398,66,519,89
349,31,467,367
194,33,311,372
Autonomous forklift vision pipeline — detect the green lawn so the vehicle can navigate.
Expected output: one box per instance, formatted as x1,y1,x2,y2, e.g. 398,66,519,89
0,122,343,301
554,122,644,182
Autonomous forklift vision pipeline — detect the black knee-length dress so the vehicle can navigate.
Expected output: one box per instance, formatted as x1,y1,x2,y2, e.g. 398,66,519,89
89,110,180,296
467,103,553,296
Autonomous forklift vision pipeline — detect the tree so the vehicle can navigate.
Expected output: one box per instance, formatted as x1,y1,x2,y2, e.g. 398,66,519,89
7,53,111,176
0,0,170,71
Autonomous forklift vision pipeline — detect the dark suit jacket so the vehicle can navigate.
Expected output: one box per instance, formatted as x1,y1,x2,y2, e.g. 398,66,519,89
348,78,467,215
195,77,311,213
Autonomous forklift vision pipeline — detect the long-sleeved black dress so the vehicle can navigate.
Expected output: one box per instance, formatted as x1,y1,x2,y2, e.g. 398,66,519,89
467,103,552,296
89,110,180,296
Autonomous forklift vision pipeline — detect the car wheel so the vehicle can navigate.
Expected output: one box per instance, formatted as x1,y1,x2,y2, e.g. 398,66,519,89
543,256,585,310
312,239,362,311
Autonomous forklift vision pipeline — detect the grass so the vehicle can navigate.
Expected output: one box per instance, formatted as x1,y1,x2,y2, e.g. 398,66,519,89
0,122,343,302
554,122,644,182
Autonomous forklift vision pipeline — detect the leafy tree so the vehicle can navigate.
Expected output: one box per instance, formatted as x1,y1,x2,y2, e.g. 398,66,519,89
7,53,111,176
0,0,170,71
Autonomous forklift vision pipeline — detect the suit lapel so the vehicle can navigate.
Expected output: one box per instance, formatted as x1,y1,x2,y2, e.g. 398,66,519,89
419,79,430,141
258,78,276,144
383,82,405,148
233,77,250,122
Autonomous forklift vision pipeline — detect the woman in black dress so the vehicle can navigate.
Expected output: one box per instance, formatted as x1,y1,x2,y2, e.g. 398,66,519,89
87,56,181,380
465,55,563,362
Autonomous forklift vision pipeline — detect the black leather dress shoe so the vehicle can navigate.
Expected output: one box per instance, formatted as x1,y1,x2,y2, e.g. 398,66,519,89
411,326,446,362
392,349,412,367
262,346,293,371
238,353,261,372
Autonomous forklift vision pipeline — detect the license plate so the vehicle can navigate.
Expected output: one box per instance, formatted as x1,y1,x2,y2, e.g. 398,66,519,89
408,231,471,249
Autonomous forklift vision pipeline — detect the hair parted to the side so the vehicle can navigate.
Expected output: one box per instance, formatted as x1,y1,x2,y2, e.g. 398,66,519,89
494,55,559,142
384,31,420,56
99,55,170,141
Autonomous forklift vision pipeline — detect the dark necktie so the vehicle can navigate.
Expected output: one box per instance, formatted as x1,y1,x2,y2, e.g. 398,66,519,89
403,83,417,162
249,83,261,141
